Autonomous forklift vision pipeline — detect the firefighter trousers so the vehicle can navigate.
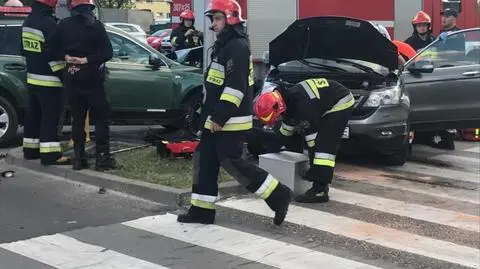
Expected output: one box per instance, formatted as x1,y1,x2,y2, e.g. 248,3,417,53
305,105,354,186
23,86,64,165
67,86,110,153
191,132,284,211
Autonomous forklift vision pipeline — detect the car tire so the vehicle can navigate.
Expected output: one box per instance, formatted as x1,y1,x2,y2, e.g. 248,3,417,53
181,89,203,137
381,139,410,166
0,96,18,147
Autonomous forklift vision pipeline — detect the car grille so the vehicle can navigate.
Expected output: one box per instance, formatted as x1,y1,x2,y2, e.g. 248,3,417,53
350,89,376,119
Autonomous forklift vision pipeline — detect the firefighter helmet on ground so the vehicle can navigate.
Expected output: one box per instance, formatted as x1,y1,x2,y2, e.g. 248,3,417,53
180,10,195,20
204,0,244,25
254,90,287,126
68,0,95,10
412,11,432,25
36,0,58,8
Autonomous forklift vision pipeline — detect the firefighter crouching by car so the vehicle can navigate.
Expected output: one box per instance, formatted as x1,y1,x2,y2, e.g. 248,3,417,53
21,0,71,165
177,0,293,226
170,10,203,51
48,0,116,171
254,79,354,203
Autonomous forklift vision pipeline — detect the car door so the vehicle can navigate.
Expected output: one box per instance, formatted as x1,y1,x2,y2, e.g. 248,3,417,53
402,28,480,132
105,31,175,120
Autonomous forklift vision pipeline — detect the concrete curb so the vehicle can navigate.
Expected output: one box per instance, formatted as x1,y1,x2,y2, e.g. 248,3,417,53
5,147,248,207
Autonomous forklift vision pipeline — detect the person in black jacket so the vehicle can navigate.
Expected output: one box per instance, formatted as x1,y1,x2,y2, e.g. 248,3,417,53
21,0,71,166
170,10,203,51
48,0,116,171
177,0,293,226
404,11,435,52
255,79,354,203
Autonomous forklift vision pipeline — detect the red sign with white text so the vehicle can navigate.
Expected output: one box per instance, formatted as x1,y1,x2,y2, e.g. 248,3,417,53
172,0,193,28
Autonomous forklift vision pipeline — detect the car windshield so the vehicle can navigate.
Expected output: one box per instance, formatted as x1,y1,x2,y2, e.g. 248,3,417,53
278,58,390,75
152,29,171,37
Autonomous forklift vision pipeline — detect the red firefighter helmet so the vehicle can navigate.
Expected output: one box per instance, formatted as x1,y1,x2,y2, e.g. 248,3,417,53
36,0,58,8
68,0,95,10
392,40,417,60
254,90,286,126
180,10,195,20
204,0,244,25
412,11,432,25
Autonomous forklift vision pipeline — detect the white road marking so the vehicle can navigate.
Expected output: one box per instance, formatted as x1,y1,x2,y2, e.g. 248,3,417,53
431,154,480,169
0,233,171,269
389,162,480,184
463,146,480,154
123,213,383,269
329,188,480,232
217,198,480,269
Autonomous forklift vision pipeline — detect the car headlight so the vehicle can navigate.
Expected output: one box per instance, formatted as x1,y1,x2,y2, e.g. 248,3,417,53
363,86,401,107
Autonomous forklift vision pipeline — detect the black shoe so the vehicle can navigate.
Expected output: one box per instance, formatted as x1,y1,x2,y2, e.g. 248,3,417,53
73,158,89,170
177,205,215,224
265,183,293,226
95,144,117,171
295,184,329,203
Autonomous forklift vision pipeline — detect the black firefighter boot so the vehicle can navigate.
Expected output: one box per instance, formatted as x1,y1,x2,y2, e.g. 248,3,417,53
72,144,88,170
294,182,329,203
265,183,293,226
95,144,117,171
177,205,215,224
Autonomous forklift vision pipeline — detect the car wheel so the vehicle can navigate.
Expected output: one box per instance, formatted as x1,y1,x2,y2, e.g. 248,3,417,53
181,89,203,137
381,139,410,166
0,96,18,147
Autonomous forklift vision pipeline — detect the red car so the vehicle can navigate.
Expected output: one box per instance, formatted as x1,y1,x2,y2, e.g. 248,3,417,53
456,128,480,142
147,29,172,51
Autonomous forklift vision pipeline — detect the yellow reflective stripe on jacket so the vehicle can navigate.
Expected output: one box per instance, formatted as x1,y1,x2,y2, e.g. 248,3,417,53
206,62,225,86
171,36,177,45
22,27,45,42
204,115,253,131
49,61,66,72
279,122,295,136
323,93,355,116
39,142,62,153
305,132,318,148
23,138,40,149
191,193,217,209
313,152,336,167
248,56,254,86
475,128,479,139
255,174,279,199
220,87,244,107
27,73,62,87
300,78,329,99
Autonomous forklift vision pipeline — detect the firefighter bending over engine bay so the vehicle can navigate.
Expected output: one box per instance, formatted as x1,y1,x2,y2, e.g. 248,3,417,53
177,0,293,225
255,79,354,203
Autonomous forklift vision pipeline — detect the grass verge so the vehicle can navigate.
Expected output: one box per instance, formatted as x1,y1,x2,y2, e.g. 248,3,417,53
104,146,234,189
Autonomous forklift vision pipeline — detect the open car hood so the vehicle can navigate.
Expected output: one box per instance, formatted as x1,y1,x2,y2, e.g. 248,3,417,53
269,16,398,70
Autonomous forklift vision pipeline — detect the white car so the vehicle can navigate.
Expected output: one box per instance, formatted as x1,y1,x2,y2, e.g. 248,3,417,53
105,23,148,43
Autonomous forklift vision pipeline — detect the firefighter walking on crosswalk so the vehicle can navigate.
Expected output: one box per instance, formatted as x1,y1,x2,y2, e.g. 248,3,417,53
21,0,70,165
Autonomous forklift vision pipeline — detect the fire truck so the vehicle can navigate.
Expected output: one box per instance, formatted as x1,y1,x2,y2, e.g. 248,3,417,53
175,0,479,64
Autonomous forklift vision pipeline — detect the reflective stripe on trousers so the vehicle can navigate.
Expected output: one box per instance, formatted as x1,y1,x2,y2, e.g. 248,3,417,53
27,73,62,87
313,152,336,167
23,138,40,149
191,193,218,210
39,142,62,153
255,174,279,199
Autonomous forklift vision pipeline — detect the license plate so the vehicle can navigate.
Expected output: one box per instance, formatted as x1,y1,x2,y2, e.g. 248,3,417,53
342,127,349,139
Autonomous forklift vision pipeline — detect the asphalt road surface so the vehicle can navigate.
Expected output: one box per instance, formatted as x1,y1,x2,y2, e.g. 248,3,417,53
0,127,478,269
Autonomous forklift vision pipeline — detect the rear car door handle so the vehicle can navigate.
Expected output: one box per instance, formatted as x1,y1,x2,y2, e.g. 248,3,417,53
462,71,480,76
4,63,26,71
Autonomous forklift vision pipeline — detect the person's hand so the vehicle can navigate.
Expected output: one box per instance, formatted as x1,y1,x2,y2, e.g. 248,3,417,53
65,55,88,64
209,121,223,132
185,29,195,36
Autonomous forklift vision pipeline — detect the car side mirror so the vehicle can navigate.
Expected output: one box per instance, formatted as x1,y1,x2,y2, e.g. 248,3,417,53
149,54,164,69
407,60,434,74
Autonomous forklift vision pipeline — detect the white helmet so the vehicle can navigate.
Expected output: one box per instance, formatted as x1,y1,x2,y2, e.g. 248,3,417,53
371,22,391,41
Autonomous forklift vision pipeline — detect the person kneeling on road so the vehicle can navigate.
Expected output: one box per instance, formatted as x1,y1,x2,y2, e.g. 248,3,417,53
177,0,293,226
254,78,354,203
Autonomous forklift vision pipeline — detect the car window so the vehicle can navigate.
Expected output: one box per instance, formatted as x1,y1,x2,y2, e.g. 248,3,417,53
114,24,137,33
0,25,21,56
108,32,149,65
412,29,480,68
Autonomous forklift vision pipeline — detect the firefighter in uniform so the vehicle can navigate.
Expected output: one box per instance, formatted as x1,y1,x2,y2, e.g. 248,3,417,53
170,10,203,51
48,0,116,171
21,0,71,165
404,11,435,52
177,0,293,225
254,79,354,203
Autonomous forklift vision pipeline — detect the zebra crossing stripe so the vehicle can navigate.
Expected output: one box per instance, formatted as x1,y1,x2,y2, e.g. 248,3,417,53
123,213,383,269
217,198,480,268
329,187,480,232
389,162,480,184
464,146,480,154
0,233,172,269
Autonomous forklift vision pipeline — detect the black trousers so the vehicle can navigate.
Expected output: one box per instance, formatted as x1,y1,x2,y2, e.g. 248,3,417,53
305,106,353,185
23,86,63,165
191,132,281,210
66,85,110,152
